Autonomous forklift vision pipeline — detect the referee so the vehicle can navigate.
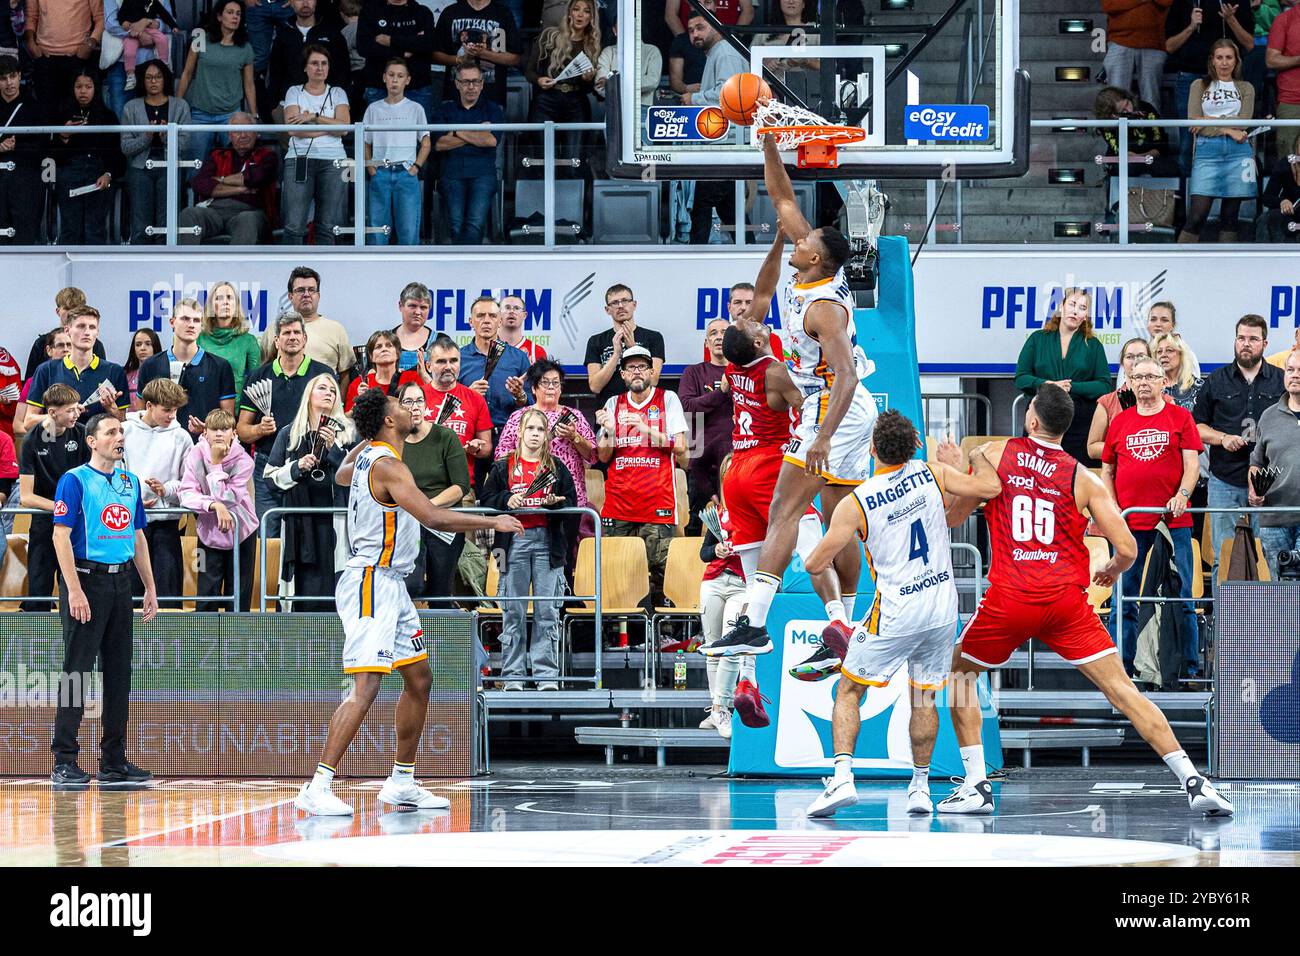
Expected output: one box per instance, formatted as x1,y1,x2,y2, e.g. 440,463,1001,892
50,413,159,785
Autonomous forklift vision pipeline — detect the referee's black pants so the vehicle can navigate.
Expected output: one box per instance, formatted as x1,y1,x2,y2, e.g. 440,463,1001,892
51,571,135,768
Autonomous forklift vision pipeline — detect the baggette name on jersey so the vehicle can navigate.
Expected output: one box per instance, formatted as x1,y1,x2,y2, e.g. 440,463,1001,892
859,467,935,511
899,569,952,595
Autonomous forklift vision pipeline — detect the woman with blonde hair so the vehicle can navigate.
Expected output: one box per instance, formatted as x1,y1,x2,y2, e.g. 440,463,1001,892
1086,337,1151,461
526,0,600,163
1013,287,1113,464
199,280,263,397
1152,331,1203,411
265,373,356,611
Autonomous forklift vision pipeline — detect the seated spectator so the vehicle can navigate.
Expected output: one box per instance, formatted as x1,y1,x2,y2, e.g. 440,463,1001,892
481,408,579,690
280,44,351,246
264,373,354,610
679,318,732,534
432,61,504,246
177,0,258,169
269,0,351,109
499,295,548,362
363,58,431,247
23,288,99,381
596,21,661,106
542,0,615,32
136,298,238,438
122,328,161,406
665,0,750,36
1087,337,1151,461
120,60,190,245
495,359,597,537
667,8,707,99
54,69,122,246
1261,131,1300,242
359,0,438,120
179,408,258,611
199,280,264,399
1092,85,1178,178
19,328,72,412
584,283,666,406
1180,40,1256,243
1249,349,1300,577
345,330,423,410
1102,358,1204,677
260,268,356,390
391,281,436,374
1154,331,1205,410
0,54,46,246
397,381,471,603
1100,0,1168,110
423,333,493,460
459,296,531,430
700,454,746,737
432,0,522,108
525,0,601,163
180,113,279,246
23,306,128,433
123,378,193,606
18,384,89,611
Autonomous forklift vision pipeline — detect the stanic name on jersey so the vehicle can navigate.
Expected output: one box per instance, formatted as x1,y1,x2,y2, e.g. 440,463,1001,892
1015,451,1058,478
859,467,935,511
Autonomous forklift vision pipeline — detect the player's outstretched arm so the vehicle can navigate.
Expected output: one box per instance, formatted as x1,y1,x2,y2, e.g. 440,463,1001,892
376,457,524,535
940,439,1005,528
749,226,785,321
1076,467,1137,585
934,444,1002,500
803,494,861,575
761,133,810,240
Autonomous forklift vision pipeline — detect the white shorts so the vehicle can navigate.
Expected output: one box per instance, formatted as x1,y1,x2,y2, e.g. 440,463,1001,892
783,385,878,486
841,619,957,691
337,565,427,674
737,511,824,581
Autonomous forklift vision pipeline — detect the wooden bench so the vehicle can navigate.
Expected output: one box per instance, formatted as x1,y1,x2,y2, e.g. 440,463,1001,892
1000,727,1125,768
575,726,729,767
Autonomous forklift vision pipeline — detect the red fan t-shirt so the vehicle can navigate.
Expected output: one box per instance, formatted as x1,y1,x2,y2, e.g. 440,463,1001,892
423,382,492,453
1102,401,1203,531
506,456,552,530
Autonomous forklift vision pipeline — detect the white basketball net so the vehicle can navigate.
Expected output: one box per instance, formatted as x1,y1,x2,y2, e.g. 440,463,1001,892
753,99,837,151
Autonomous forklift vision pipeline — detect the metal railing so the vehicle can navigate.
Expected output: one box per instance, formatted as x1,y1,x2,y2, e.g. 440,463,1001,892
922,391,994,439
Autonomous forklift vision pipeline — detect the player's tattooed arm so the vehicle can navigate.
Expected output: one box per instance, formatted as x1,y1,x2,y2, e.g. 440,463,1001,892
761,133,811,240
935,443,1001,500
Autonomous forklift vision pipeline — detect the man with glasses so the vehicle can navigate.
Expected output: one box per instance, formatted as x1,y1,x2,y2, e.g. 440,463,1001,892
1101,358,1204,678
499,294,548,363
431,61,504,245
423,334,493,461
260,267,356,393
459,295,530,432
584,283,666,407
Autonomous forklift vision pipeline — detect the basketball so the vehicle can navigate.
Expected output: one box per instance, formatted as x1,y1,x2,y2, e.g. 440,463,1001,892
695,107,729,140
719,72,772,126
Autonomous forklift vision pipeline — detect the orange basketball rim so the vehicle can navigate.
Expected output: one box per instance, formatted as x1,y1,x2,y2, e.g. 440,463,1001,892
755,123,867,169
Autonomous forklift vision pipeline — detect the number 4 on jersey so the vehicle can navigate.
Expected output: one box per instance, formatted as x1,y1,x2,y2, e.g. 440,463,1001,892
908,519,930,564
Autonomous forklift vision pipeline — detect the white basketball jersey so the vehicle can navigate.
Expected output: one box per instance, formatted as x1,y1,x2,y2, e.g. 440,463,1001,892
780,268,861,396
347,441,420,576
853,459,958,635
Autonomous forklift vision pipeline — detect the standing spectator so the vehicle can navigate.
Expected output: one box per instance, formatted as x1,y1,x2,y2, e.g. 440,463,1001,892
391,281,436,373
1261,130,1300,242
0,420,13,549
122,327,160,407
338,0,369,109
1101,0,1171,109
1249,349,1300,576
177,0,258,169
358,0,438,120
398,380,470,602
18,383,88,611
264,372,354,610
17,328,71,419
678,318,732,534
0,0,19,59
237,311,336,519
0,54,45,246
269,0,351,108
525,0,600,163
424,333,492,460
122,378,193,606
1165,0,1254,175
432,0,522,108
432,60,504,246
1247,0,1284,106
279,44,351,247
1102,358,1204,676
260,267,356,388
499,294,548,362
682,11,746,243
53,69,121,246
363,58,431,246
178,408,257,611
665,0,750,36
481,408,578,690
136,299,238,438
23,288,101,381
24,306,129,430
0,340,18,439
595,346,689,609
244,0,295,98
596,21,661,107
1155,330,1205,410
1087,337,1152,460
1146,300,1178,340
344,330,423,410
180,113,280,245
1193,314,1285,582
120,61,190,246
101,0,171,116
22,0,104,109
1179,39,1255,243
458,295,531,429
584,283,666,407
1013,287,1113,466
199,279,264,399
1267,0,1300,124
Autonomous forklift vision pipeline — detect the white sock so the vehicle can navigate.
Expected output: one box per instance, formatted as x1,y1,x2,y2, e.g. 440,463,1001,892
744,572,780,628
392,760,415,781
959,745,986,785
824,599,847,625
739,655,755,685
833,752,854,784
311,762,336,791
1162,749,1197,786
843,593,857,623
715,655,741,708
910,764,930,792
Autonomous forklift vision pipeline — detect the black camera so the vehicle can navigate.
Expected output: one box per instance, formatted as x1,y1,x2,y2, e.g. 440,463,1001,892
1277,549,1300,581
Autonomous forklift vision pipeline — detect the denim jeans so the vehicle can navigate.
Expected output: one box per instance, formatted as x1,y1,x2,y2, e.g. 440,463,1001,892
280,156,348,244
244,0,296,74
439,174,496,244
367,166,422,245
363,85,432,121
1258,525,1300,579
188,108,236,174
500,526,563,680
1173,71,1199,177
1208,474,1255,586
1101,44,1166,110
1113,525,1200,674
126,165,167,244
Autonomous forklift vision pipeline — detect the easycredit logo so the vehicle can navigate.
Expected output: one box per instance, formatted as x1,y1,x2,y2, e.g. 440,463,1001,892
903,105,989,141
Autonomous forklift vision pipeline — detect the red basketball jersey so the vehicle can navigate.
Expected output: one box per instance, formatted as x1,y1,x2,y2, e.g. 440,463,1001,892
602,388,678,525
726,356,794,456
985,436,1090,599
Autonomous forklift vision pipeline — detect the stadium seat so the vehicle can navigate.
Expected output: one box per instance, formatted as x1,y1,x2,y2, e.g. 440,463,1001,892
251,537,281,611
564,535,650,659
584,469,605,511
747,181,816,242
509,179,585,243
182,535,198,609
592,180,661,244
652,537,707,657
1084,535,1112,613
12,512,30,535
959,436,1013,471
0,535,28,610
1217,538,1270,583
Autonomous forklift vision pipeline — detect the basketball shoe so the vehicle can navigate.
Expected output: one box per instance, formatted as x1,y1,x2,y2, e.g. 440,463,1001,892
789,620,853,681
295,782,355,816
732,679,770,728
378,777,451,810
700,615,772,656
936,779,995,815
806,777,858,818
1185,776,1234,816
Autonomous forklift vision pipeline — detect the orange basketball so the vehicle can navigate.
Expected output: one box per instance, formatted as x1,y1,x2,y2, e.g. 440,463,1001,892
719,73,772,126
695,107,729,140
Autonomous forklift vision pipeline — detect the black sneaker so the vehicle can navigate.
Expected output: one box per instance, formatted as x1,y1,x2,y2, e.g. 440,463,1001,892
96,761,153,783
51,763,91,785
699,616,772,657
789,642,844,682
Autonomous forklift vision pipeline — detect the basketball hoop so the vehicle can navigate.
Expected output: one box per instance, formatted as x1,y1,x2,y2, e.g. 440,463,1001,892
754,99,866,169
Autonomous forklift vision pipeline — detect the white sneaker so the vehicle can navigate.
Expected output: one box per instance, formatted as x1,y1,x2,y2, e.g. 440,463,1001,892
1185,776,1234,817
936,779,995,815
500,681,524,691
806,776,857,818
699,709,717,730
906,786,934,815
713,707,732,740
295,782,354,816
536,681,560,691
378,776,450,810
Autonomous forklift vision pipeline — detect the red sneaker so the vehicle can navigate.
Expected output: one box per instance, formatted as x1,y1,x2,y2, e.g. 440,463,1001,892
732,679,771,728
820,619,853,659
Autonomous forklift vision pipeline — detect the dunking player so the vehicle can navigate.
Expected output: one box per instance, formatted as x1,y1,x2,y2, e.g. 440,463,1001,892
937,384,1233,816
704,133,878,658
800,411,1002,817
295,388,522,816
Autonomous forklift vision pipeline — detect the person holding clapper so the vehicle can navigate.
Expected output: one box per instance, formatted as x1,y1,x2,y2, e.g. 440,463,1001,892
525,0,600,168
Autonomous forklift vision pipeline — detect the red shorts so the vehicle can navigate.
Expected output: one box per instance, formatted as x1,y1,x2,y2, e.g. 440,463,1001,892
957,585,1117,668
723,449,782,549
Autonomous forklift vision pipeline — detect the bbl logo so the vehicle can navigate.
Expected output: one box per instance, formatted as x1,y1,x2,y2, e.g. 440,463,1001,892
646,106,730,142
101,504,132,532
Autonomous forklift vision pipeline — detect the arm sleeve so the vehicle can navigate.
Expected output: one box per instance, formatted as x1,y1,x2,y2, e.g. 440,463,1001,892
446,435,471,493
1101,419,1120,464
1191,376,1213,425
1239,81,1256,120
242,148,279,189
664,390,689,437
215,355,236,402
120,101,150,158
677,365,705,412
191,151,219,200
53,472,82,529
525,33,547,84
472,392,493,435
1187,80,1205,121
263,428,301,490
178,448,216,512
19,433,35,476
699,527,719,561
111,367,130,409
1071,340,1114,400
583,333,603,366
479,460,511,510
574,410,597,463
137,355,160,394
134,483,148,531
25,364,48,408
1013,333,1047,395
1180,408,1205,452
641,45,663,98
